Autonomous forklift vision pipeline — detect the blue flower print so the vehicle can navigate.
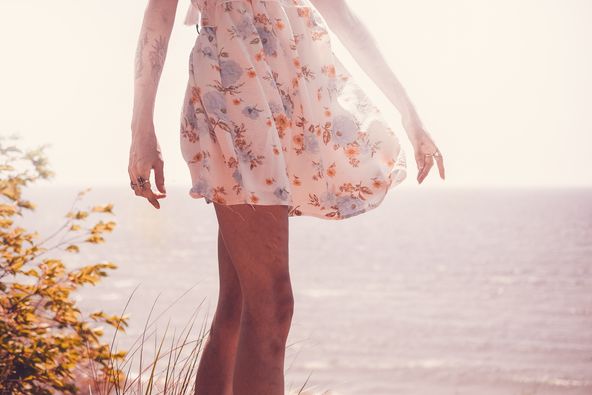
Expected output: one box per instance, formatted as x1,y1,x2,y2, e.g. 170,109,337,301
220,60,244,87
304,132,320,154
236,147,252,164
185,102,198,129
203,26,216,39
242,104,262,119
255,25,278,56
280,91,294,119
269,101,283,115
190,179,210,197
332,114,358,145
200,46,216,61
203,91,230,121
234,16,257,39
232,167,243,185
336,195,364,218
274,186,290,201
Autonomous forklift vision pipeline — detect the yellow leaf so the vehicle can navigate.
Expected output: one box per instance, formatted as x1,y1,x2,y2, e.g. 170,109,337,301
0,203,17,217
76,187,92,197
74,211,89,220
9,257,26,271
17,200,36,210
23,268,39,278
85,234,104,244
0,180,21,200
65,245,80,253
91,203,114,214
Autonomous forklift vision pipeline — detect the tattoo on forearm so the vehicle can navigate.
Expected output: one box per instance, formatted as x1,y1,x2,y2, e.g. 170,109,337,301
149,35,168,84
134,32,149,80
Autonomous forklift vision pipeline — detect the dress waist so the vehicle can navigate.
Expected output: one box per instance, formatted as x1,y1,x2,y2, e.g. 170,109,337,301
183,0,309,27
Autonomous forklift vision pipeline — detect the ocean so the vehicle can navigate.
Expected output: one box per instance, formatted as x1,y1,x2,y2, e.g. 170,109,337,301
16,185,592,395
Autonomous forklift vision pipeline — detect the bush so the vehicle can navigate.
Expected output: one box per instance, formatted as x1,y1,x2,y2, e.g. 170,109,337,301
0,134,128,394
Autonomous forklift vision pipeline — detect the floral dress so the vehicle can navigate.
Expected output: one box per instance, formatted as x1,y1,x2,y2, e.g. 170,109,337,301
180,0,407,220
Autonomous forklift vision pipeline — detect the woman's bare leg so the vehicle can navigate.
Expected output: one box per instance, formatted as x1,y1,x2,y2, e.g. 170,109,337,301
194,228,243,395
214,203,293,395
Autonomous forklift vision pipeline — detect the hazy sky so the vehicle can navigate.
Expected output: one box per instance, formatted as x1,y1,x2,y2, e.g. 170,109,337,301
1,0,590,188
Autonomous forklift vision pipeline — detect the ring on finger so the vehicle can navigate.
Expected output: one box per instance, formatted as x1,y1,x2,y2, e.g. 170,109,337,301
136,176,150,191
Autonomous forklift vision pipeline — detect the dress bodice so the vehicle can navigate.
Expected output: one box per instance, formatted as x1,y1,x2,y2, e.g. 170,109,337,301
183,0,310,27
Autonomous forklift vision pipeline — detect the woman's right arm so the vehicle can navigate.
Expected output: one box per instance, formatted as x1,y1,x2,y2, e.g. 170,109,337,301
129,0,179,208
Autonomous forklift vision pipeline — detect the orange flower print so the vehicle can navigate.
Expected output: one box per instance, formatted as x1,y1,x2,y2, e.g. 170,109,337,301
297,8,310,18
292,77,299,89
212,195,227,204
189,151,203,164
311,30,329,41
226,156,238,169
292,134,304,147
324,108,332,117
275,19,285,30
325,64,336,78
292,175,302,186
249,193,260,204
247,69,257,78
293,58,301,68
255,50,265,62
372,178,384,189
274,113,290,138
265,177,275,185
266,118,273,127
326,162,336,177
190,86,201,105
212,186,227,204
345,145,359,158
232,98,241,105
273,145,280,155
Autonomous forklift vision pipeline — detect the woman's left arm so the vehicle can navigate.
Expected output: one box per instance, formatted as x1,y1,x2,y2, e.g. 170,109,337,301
309,0,445,182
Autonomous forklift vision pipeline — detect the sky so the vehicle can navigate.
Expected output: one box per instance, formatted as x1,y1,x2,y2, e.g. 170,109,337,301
0,0,590,188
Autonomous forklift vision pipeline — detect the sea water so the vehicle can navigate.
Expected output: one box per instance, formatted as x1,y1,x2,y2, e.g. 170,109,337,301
17,186,592,395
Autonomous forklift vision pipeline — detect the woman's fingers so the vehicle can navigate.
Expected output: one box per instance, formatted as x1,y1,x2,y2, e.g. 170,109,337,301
417,154,434,184
129,169,166,209
139,178,166,209
153,160,166,194
434,153,445,180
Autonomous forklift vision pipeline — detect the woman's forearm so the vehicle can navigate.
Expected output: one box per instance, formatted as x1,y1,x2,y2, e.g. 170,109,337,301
312,0,424,139
132,0,179,134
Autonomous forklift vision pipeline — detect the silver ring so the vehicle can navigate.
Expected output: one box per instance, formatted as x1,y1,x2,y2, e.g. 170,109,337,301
131,176,150,191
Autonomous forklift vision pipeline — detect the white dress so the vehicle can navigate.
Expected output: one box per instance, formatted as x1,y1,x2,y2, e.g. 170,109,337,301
179,0,407,220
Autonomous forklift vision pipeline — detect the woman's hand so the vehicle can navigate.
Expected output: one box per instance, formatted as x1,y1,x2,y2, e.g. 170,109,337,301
407,123,445,184
128,119,167,209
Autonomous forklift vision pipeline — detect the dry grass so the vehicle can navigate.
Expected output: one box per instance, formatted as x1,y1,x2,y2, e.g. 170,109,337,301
78,284,329,395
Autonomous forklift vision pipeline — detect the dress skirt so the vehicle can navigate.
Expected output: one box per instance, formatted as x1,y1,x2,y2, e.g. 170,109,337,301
179,0,407,220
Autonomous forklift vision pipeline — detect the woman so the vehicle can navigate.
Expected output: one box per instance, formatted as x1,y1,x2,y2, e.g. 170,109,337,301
129,0,445,393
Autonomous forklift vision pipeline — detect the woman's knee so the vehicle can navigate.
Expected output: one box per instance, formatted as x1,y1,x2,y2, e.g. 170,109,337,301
245,275,294,330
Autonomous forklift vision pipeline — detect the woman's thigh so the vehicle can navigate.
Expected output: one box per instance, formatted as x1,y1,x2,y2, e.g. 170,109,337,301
213,203,291,308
